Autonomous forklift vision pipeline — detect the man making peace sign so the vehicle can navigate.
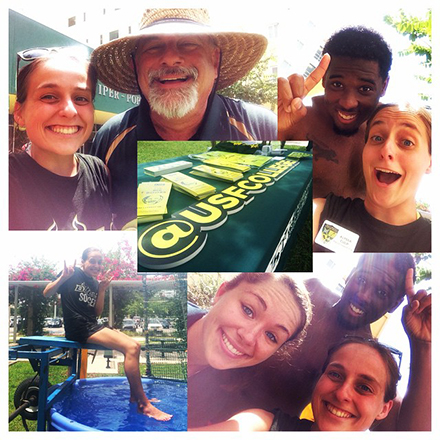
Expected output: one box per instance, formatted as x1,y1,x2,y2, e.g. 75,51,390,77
278,26,392,200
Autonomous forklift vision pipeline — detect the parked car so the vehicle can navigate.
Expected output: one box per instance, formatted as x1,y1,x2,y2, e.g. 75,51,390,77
160,319,170,329
46,318,63,328
122,318,136,331
10,316,22,327
147,318,164,332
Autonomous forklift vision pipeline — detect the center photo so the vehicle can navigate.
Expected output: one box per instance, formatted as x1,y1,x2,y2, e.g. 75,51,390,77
136,141,312,272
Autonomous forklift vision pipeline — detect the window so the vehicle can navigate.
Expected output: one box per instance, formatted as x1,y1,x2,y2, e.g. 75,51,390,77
304,64,316,77
68,16,76,27
268,23,279,39
109,30,119,41
313,47,323,61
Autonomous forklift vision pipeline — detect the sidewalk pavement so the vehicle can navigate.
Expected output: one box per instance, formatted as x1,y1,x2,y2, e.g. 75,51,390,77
86,349,121,374
85,338,146,374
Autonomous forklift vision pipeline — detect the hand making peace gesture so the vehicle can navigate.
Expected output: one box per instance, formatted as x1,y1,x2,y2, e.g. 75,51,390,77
402,268,431,343
61,260,76,281
99,269,114,291
278,53,331,135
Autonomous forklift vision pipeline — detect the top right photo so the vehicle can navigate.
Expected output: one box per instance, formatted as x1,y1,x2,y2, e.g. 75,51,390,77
277,3,432,252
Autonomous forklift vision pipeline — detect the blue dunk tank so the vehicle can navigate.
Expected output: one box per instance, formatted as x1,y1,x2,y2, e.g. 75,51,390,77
9,336,187,431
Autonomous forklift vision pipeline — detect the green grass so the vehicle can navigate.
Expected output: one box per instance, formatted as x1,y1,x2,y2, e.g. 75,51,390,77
146,362,186,380
9,361,69,432
281,212,312,272
138,141,212,163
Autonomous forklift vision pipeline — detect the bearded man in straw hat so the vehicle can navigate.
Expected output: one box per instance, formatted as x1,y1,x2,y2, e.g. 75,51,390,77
90,8,276,230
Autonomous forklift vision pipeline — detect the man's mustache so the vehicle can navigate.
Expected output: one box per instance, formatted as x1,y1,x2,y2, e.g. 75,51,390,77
148,66,199,85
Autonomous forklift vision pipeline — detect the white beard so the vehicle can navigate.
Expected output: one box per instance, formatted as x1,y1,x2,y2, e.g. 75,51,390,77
146,66,199,119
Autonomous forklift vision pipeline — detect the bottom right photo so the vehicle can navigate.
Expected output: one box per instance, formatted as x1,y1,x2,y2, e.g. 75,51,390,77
187,253,431,432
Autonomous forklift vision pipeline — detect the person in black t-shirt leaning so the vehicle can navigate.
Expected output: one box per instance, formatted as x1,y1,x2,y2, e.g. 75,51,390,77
43,247,172,422
313,103,431,252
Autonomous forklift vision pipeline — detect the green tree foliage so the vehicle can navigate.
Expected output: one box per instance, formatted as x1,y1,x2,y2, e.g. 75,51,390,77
99,239,142,327
384,9,431,101
218,56,277,110
9,257,57,335
413,253,431,286
172,273,188,341
140,274,187,340
124,291,145,318
187,273,225,309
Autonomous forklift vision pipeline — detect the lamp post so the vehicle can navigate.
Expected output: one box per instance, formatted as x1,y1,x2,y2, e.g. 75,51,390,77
142,274,152,377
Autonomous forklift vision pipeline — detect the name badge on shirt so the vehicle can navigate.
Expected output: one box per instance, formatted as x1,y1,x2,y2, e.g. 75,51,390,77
315,219,359,252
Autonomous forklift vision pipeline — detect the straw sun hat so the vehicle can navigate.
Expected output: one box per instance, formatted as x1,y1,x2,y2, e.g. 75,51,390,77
91,8,268,95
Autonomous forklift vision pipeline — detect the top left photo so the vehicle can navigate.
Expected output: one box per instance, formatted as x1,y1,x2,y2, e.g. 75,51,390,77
8,4,279,231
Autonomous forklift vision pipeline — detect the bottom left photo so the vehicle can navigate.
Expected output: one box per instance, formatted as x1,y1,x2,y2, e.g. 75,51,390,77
8,231,187,432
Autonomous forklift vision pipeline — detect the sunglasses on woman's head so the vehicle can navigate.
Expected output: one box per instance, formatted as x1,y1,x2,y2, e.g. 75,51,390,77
343,334,403,372
16,47,62,79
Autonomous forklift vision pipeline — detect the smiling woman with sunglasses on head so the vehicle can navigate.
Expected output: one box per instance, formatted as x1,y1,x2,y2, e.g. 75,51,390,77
43,248,172,421
9,47,112,230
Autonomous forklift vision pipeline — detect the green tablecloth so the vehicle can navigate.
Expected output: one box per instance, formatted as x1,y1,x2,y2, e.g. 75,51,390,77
137,155,312,272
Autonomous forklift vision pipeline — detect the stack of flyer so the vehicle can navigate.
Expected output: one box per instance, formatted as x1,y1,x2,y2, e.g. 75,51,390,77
190,151,271,168
190,164,243,182
201,157,250,173
137,181,172,224
144,160,193,177
161,172,216,200
287,151,313,159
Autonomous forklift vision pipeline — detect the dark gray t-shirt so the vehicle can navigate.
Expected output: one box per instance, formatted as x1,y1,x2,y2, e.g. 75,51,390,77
57,267,103,343
9,152,112,230
315,193,431,252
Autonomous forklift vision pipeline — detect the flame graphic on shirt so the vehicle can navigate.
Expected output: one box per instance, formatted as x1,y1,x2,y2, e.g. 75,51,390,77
72,215,87,231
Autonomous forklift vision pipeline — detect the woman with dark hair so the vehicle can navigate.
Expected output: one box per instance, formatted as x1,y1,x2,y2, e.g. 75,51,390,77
9,48,112,230
43,248,172,421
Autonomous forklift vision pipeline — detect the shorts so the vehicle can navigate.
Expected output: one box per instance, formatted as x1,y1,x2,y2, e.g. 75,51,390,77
65,318,105,344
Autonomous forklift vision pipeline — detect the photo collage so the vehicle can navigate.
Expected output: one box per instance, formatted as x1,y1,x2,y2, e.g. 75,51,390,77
5,1,434,436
